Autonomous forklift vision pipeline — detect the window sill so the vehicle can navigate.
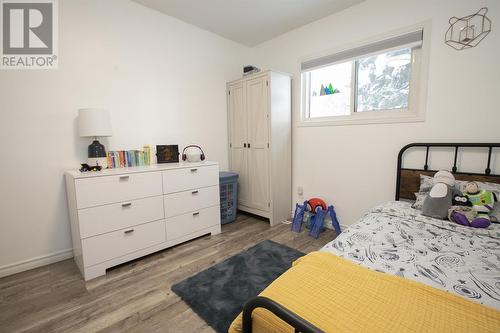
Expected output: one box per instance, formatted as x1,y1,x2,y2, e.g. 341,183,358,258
297,112,425,127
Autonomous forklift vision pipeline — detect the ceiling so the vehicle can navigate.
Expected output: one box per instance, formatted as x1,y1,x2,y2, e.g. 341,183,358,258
133,0,365,46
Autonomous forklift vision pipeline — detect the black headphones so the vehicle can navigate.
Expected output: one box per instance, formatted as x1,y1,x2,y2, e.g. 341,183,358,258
182,145,205,161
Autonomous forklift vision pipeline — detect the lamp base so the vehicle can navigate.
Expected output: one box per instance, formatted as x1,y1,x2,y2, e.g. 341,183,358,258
88,139,108,169
88,157,108,169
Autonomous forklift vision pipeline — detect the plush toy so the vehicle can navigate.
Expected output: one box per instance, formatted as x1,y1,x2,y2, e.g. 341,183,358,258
452,194,472,207
464,182,497,212
422,170,461,219
461,182,496,227
449,182,497,228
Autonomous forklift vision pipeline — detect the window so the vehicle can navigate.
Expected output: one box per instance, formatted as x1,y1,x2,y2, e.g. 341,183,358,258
308,61,352,118
301,29,427,125
356,48,411,112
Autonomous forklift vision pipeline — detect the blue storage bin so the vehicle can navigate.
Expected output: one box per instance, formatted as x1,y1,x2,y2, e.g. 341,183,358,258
219,172,239,224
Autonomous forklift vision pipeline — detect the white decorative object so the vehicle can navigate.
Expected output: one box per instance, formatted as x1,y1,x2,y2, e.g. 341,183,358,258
186,154,201,162
65,162,221,280
184,146,202,162
227,70,291,226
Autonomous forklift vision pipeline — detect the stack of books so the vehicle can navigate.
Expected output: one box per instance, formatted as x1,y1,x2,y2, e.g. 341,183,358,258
107,145,151,169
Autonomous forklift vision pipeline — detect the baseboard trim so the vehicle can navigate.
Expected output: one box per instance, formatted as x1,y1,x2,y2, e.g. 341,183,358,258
0,249,73,278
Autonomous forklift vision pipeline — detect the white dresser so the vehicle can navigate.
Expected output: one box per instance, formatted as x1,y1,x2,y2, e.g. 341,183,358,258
65,162,221,280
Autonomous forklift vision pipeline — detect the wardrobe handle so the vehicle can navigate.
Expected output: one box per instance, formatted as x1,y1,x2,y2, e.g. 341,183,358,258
244,143,247,148
193,212,200,216
124,229,134,234
121,202,132,207
191,190,199,195
248,143,251,148
119,175,130,181
190,168,198,172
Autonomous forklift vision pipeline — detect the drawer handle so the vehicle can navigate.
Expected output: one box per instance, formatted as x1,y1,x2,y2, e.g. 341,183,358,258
124,229,134,234
190,168,198,172
191,190,199,195
192,212,200,216
122,202,132,208
119,176,130,181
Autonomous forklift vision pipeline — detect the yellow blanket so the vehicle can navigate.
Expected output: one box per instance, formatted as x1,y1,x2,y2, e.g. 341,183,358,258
229,252,500,333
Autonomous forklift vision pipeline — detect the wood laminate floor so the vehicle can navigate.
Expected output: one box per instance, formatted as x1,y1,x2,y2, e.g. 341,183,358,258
0,213,336,333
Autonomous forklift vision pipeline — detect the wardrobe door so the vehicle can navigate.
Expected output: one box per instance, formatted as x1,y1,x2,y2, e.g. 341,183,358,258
246,76,270,212
228,82,250,206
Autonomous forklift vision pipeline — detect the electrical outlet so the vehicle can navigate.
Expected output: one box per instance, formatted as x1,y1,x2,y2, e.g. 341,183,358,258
297,186,303,196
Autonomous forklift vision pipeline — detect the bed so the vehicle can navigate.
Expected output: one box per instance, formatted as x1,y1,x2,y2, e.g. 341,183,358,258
230,143,500,333
323,200,500,309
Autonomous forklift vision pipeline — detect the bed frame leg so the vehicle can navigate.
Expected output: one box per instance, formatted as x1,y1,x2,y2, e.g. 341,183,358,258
242,296,325,333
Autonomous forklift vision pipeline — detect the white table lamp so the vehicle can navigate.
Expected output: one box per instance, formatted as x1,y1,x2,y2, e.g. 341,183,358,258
78,108,112,168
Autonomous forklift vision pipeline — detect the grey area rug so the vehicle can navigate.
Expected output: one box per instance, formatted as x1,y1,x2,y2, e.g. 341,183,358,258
171,240,304,333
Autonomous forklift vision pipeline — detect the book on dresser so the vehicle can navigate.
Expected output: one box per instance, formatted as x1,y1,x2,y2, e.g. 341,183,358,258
65,162,221,280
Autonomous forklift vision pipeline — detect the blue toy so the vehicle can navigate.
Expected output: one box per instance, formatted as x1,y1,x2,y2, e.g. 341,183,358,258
291,201,307,232
292,200,342,238
328,205,341,235
308,207,326,239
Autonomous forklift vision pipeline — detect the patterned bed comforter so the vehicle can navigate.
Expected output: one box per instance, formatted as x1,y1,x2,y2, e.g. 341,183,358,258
321,201,500,309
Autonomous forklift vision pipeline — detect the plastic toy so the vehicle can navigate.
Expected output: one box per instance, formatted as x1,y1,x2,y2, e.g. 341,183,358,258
306,198,327,213
328,205,341,235
320,85,326,96
308,207,326,239
80,163,102,172
319,83,340,96
292,198,342,238
291,201,307,232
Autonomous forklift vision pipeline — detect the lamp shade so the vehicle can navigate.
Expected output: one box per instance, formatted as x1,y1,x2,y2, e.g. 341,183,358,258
78,108,112,138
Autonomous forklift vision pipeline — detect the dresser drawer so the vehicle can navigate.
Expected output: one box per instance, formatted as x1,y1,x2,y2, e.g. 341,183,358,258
78,196,164,238
164,185,219,218
162,165,218,194
82,220,165,267
75,172,163,209
165,205,219,241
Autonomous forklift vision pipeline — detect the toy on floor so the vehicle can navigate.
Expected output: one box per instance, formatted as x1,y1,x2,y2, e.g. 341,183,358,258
306,198,327,213
291,201,307,232
292,198,341,238
308,207,326,239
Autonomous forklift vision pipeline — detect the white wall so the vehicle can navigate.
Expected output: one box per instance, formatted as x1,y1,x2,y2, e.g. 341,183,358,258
0,0,251,275
252,0,500,226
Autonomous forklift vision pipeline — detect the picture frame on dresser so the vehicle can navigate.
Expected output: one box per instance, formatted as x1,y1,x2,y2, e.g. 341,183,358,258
65,162,221,280
156,145,180,164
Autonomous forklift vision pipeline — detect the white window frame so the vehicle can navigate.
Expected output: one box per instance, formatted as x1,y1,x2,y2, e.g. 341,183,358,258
299,22,431,127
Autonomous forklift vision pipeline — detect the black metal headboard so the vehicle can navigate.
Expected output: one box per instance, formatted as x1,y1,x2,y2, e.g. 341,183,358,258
396,143,500,200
